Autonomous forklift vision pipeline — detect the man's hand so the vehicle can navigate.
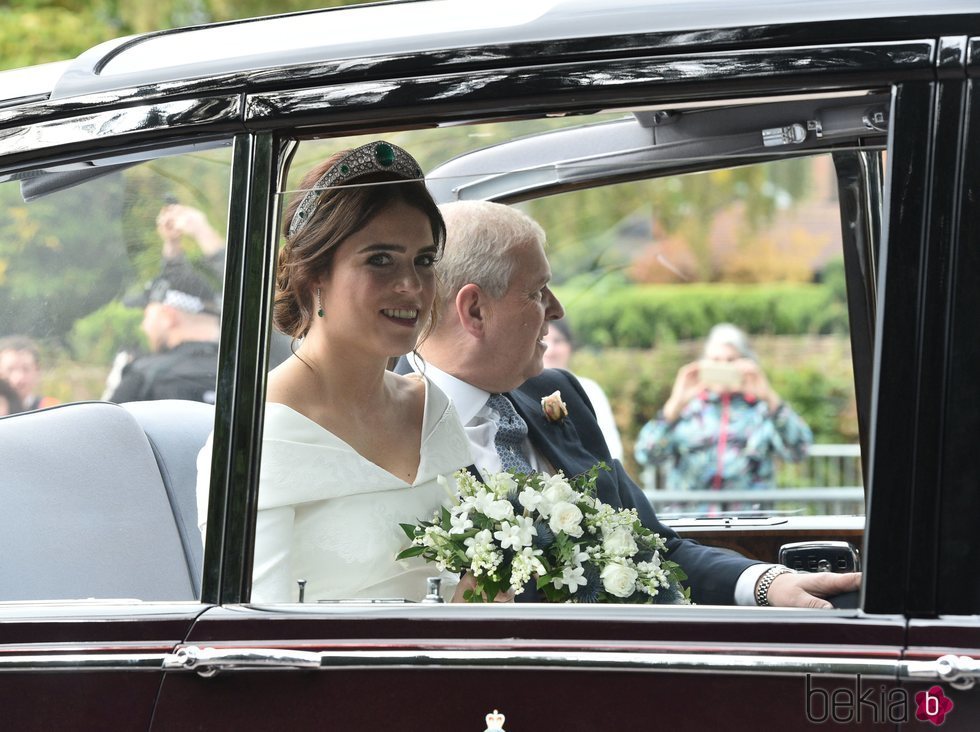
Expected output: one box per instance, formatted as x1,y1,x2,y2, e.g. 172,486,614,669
157,204,225,260
766,571,861,608
452,572,515,603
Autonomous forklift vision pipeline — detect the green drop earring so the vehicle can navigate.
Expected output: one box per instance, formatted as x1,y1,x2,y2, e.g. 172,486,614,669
316,288,324,318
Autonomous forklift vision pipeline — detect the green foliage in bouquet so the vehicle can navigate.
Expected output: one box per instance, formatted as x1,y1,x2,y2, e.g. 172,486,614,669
398,464,689,604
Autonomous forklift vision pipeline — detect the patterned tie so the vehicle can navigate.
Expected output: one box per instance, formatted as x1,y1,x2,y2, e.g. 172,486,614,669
487,393,535,474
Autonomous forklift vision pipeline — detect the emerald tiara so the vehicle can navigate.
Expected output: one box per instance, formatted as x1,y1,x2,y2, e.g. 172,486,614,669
287,140,424,237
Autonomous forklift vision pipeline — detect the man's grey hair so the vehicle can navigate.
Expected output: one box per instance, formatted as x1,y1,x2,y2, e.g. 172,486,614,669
702,323,757,361
436,201,546,300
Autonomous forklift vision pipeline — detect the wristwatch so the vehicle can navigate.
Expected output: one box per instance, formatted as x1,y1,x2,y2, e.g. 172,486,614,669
755,565,795,606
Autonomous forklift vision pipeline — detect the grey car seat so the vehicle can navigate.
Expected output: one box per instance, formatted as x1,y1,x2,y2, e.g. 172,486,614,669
123,399,214,596
0,400,211,601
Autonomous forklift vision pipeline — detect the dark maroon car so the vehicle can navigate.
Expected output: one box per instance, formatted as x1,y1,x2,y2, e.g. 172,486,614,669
1,0,979,729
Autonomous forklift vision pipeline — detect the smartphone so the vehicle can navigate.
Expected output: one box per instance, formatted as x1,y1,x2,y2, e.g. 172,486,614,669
698,360,742,389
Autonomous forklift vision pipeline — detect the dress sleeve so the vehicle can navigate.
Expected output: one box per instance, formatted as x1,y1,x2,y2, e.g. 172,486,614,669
250,505,297,602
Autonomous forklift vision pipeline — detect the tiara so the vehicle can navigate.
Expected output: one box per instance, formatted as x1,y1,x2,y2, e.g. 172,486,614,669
287,141,424,237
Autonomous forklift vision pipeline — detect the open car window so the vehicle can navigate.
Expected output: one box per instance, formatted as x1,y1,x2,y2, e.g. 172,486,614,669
0,142,231,603
254,91,882,603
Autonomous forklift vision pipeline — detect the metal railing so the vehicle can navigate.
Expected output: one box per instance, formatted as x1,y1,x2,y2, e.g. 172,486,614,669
641,443,864,516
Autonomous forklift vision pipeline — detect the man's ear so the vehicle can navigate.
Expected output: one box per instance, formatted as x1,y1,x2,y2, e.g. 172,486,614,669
456,283,488,337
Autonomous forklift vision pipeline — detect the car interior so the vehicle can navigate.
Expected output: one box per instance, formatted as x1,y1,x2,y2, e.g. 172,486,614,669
0,86,885,604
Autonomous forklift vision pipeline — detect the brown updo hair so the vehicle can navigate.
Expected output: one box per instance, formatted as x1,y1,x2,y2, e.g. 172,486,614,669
275,148,446,340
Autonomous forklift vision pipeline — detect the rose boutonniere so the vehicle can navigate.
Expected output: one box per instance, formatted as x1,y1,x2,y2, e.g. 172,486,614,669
540,390,568,423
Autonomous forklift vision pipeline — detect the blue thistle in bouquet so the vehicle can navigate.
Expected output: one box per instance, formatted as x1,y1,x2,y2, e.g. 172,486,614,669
398,463,690,604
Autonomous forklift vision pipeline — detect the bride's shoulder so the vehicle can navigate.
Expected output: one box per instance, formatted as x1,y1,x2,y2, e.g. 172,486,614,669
386,370,452,412
386,369,426,401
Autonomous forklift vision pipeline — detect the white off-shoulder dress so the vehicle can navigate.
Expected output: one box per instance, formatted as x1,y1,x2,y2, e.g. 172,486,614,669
197,377,471,602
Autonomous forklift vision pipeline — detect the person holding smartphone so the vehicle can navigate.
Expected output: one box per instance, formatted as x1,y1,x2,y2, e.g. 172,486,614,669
634,323,812,508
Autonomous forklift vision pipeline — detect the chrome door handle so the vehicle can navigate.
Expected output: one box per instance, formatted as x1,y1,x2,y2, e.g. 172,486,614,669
904,654,980,690
163,645,322,677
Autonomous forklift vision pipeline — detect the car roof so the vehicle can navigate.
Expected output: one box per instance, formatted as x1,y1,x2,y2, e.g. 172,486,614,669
2,0,978,108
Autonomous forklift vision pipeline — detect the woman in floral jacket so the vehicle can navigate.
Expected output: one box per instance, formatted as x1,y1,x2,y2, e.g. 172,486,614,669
634,324,812,502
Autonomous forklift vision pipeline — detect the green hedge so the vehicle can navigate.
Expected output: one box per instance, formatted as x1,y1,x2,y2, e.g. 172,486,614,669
555,282,847,349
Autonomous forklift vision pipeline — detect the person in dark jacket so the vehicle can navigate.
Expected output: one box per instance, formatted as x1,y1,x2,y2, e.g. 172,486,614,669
106,261,220,404
397,200,859,608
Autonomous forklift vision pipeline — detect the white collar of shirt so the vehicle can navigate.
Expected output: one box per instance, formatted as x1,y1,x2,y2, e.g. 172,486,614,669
404,353,550,475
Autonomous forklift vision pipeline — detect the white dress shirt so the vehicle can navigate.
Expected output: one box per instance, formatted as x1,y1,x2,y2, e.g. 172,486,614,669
405,354,768,605
407,355,554,476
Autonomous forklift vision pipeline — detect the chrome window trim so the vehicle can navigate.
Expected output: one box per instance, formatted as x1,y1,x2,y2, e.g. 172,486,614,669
0,96,243,166
244,41,933,129
0,40,930,165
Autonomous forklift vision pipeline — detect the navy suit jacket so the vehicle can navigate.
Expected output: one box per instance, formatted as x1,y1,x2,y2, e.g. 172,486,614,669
395,359,758,604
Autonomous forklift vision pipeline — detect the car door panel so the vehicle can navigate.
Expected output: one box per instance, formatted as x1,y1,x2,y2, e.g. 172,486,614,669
0,604,206,731
152,605,905,730
902,620,980,729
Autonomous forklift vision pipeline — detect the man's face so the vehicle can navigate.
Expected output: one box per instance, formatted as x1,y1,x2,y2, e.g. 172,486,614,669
479,239,564,392
0,349,40,402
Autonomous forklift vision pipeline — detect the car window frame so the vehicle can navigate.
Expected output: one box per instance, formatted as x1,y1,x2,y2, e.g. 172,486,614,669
200,37,943,612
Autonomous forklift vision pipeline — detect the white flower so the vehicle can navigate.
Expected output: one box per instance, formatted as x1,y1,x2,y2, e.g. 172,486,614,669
602,527,638,557
493,515,537,550
449,511,474,535
485,499,515,522
485,471,518,498
570,545,590,566
494,522,524,550
453,469,482,498
552,564,587,592
541,473,575,504
421,524,450,548
437,473,460,504
510,546,546,593
601,561,639,598
548,501,584,538
464,529,494,558
639,552,662,572
518,485,545,512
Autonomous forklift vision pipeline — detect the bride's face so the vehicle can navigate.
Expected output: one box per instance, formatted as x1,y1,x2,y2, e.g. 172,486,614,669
317,199,439,358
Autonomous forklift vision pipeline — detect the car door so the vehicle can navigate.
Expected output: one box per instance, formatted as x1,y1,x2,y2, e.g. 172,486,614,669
150,13,978,729
898,34,980,729
0,97,234,727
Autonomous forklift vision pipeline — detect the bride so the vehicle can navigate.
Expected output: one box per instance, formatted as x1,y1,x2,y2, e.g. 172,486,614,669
199,141,473,602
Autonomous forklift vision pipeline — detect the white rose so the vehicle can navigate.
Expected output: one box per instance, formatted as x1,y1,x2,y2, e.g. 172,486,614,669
541,474,575,504
540,391,568,422
603,527,638,557
601,561,639,598
485,499,515,522
548,501,584,538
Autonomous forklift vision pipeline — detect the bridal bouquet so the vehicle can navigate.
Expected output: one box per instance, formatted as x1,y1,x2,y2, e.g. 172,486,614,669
397,464,689,604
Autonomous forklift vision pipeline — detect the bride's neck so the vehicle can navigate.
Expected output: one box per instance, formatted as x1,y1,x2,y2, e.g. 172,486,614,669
296,341,391,410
